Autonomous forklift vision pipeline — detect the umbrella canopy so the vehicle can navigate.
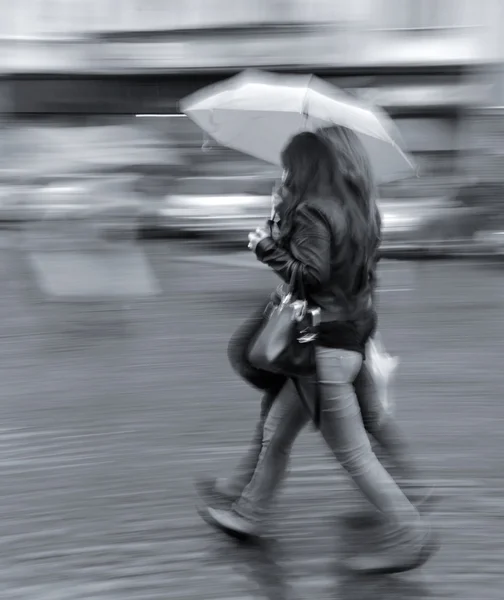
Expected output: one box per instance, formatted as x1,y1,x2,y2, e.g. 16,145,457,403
181,70,415,184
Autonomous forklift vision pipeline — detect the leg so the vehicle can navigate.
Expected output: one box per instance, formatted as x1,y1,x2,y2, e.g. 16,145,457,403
202,379,310,535
316,348,417,522
202,380,310,536
316,348,437,572
233,379,310,524
216,388,280,498
355,363,417,480
355,363,437,508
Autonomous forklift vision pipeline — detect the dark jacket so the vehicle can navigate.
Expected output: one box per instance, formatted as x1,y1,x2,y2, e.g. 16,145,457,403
255,193,378,325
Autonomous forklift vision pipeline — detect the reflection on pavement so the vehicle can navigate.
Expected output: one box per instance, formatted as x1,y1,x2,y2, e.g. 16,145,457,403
335,574,432,600
204,534,296,600
203,528,434,600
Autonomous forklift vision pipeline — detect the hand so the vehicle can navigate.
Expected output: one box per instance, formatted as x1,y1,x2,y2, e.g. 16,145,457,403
248,227,270,252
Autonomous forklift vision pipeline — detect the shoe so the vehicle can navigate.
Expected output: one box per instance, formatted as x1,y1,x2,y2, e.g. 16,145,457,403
198,505,261,541
339,521,439,575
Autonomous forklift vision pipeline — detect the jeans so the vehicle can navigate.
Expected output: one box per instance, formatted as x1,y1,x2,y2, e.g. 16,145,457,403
222,362,415,498
354,363,417,481
217,391,277,499
230,348,419,532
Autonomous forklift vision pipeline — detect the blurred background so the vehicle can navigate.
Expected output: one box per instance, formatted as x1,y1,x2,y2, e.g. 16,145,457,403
1,0,504,253
2,4,504,599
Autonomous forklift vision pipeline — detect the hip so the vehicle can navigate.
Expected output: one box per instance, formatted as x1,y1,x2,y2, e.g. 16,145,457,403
315,347,363,385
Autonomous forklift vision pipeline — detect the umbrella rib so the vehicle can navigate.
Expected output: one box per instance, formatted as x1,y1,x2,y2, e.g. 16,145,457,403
301,75,314,120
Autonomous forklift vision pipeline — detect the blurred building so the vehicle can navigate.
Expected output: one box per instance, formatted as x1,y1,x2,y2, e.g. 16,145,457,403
1,0,504,191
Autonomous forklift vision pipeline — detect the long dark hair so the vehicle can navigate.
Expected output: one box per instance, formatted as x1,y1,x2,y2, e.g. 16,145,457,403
280,131,377,254
316,125,381,249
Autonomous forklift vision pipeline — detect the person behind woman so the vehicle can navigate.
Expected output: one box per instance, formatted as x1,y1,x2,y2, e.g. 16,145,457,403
317,125,434,498
200,130,438,573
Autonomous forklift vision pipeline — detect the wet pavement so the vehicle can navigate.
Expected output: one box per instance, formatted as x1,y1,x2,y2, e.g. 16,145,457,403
0,240,503,599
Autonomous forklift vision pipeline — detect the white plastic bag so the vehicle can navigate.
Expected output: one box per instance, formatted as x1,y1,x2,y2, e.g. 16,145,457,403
365,334,399,415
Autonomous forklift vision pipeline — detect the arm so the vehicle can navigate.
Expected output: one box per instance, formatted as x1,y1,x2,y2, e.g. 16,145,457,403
254,204,332,291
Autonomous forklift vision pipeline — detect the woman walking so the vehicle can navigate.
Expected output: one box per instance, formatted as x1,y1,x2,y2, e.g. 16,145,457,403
200,130,437,573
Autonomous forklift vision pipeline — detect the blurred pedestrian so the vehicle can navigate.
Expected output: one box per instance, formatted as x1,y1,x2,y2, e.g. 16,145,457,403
203,126,431,503
317,125,434,500
199,130,438,574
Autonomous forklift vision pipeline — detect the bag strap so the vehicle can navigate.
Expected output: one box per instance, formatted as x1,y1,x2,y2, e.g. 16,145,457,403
287,263,298,293
287,262,306,301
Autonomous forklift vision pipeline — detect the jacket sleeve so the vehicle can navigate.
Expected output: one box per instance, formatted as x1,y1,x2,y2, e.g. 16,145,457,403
255,203,332,291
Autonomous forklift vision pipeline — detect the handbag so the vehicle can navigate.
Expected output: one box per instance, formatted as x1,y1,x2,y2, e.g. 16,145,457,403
227,298,287,392
248,265,320,378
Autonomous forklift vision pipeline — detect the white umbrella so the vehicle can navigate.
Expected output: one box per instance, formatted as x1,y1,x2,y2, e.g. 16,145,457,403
181,70,415,184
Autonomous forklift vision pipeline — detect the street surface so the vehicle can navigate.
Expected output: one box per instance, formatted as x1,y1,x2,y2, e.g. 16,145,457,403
0,239,503,599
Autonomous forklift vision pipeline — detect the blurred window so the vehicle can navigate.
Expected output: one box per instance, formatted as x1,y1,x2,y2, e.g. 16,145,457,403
394,117,459,177
395,118,457,153
171,176,274,196
414,151,456,175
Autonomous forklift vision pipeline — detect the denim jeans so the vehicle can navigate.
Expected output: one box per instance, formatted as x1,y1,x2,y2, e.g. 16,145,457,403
354,363,417,481
217,391,277,499
231,348,419,532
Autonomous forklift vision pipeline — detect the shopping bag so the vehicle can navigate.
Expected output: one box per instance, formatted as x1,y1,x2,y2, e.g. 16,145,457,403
365,334,399,414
